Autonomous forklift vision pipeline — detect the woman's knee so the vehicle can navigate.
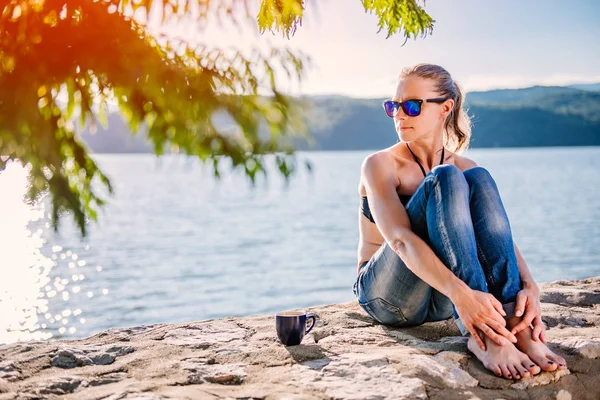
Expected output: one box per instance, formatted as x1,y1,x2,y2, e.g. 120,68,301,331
464,167,503,200
430,164,468,191
463,166,494,187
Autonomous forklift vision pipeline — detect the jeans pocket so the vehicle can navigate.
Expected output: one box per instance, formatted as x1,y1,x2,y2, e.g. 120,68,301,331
358,297,407,326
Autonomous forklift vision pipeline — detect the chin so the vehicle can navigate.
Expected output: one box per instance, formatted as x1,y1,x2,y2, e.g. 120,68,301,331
397,131,412,142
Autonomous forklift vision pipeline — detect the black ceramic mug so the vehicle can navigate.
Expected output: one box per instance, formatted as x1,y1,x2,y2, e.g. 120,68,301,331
275,311,317,346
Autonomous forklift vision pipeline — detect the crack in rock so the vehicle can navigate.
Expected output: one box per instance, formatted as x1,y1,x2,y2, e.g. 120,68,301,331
288,352,428,400
553,337,600,359
0,361,20,382
88,372,129,386
21,372,129,398
100,393,167,400
541,288,600,307
50,345,135,368
163,320,248,349
180,357,246,385
27,376,86,396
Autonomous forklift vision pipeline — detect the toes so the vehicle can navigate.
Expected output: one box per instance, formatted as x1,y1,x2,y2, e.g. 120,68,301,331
519,355,541,375
508,365,521,380
517,365,530,379
500,365,512,380
494,366,503,377
523,361,540,376
529,352,557,372
488,364,502,377
539,358,558,372
548,354,567,370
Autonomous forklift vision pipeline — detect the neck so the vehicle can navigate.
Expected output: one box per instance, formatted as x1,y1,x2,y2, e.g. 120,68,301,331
404,136,445,169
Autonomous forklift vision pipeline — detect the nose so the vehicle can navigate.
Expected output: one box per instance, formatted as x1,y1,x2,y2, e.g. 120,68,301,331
394,108,407,121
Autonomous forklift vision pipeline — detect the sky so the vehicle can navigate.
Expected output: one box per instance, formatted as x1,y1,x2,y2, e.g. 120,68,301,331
153,0,600,98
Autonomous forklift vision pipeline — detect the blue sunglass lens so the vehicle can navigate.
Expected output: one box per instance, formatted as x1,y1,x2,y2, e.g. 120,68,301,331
384,101,398,117
403,101,421,116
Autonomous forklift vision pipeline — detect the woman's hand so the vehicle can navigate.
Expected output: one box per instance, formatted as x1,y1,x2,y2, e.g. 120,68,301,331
452,287,518,350
510,282,546,343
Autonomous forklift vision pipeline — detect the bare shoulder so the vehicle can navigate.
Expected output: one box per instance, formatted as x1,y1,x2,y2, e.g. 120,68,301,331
358,150,398,195
362,150,390,168
358,151,385,195
361,150,392,172
449,151,478,172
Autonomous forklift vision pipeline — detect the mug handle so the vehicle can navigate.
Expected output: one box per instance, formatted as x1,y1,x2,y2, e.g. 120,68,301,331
305,313,317,335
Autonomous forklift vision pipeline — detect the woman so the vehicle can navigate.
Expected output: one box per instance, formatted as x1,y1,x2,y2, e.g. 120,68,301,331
352,64,567,380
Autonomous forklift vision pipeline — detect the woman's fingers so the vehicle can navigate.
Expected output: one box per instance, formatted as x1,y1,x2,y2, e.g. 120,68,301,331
532,316,547,343
468,325,486,351
485,318,505,333
478,323,506,347
531,317,543,342
540,326,547,344
490,310,507,327
489,295,506,317
485,318,517,343
515,292,527,317
487,299,508,328
511,309,537,335
510,320,529,335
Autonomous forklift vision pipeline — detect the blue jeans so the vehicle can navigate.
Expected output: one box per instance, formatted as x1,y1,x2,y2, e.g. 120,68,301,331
352,164,521,335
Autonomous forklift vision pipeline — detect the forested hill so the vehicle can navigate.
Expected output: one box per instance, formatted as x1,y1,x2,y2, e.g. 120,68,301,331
78,83,600,152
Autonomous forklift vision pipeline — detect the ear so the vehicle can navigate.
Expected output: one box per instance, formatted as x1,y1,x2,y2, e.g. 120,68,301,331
441,99,454,119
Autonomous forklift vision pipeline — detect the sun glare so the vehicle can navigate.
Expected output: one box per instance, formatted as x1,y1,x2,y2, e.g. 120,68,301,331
0,161,53,343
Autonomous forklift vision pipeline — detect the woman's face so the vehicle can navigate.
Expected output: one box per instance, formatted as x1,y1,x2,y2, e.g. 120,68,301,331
391,76,453,142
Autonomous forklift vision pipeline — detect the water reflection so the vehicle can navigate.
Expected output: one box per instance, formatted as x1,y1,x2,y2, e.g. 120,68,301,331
0,161,103,344
0,161,53,342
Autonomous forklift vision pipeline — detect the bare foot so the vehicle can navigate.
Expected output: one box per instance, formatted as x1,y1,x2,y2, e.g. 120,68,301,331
507,317,567,372
467,333,541,379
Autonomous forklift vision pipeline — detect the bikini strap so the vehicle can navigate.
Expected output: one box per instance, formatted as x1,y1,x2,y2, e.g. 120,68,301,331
406,143,445,177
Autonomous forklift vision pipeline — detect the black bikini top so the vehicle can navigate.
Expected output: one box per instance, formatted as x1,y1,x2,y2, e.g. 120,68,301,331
360,143,445,224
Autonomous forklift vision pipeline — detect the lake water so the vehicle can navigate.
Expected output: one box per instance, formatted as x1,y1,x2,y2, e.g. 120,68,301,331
1,147,599,344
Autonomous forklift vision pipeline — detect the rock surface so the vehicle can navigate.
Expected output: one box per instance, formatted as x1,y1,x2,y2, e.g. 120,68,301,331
0,277,599,399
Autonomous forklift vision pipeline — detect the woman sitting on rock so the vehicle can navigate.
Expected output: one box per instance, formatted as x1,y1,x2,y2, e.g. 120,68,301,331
352,63,567,379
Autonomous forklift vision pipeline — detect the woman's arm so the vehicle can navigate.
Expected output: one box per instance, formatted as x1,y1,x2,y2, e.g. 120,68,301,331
510,241,546,342
361,153,516,349
514,242,536,288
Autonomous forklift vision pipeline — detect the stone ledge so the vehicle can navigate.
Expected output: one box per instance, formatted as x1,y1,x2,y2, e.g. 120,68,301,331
0,277,598,399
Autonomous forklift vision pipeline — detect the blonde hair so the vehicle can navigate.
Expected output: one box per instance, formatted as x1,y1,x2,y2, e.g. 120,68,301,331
398,64,472,154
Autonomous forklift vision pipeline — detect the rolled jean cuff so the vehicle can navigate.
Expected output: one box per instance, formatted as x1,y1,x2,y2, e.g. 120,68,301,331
454,301,518,336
